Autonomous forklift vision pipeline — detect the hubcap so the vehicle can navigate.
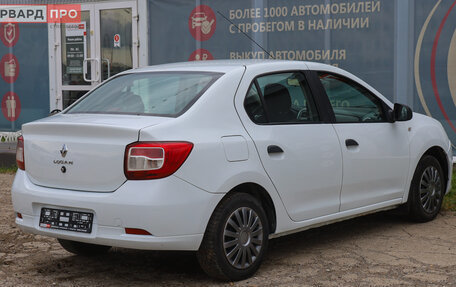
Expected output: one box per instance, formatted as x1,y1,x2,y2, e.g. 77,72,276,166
419,166,442,213
223,207,263,269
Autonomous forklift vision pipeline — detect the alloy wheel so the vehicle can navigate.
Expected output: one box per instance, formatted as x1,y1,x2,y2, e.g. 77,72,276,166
419,166,442,213
222,207,263,269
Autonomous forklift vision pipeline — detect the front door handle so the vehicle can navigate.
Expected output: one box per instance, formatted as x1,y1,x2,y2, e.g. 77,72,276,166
345,139,359,147
267,145,284,154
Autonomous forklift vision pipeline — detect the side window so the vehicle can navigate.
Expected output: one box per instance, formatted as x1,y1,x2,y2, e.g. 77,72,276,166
244,72,319,124
318,72,386,123
244,84,267,124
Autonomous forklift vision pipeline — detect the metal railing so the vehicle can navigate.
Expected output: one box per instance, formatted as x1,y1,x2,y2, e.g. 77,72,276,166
0,131,21,144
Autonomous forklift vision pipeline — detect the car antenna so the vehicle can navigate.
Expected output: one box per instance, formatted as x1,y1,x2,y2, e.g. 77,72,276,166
216,10,275,59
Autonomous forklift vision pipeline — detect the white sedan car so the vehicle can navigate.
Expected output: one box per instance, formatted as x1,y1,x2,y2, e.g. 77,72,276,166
11,60,452,280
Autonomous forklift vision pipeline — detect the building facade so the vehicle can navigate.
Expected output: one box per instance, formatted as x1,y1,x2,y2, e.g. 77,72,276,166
0,0,455,150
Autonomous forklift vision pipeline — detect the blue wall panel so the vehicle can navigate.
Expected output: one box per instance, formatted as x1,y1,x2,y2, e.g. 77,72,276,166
149,0,395,100
0,23,49,132
149,0,456,150
414,0,456,150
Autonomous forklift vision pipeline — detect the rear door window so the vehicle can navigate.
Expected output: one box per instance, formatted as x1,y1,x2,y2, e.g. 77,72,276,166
244,72,319,124
244,83,267,123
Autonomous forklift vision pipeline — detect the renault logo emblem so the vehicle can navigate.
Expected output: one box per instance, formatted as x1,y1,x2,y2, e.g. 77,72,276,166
60,144,68,158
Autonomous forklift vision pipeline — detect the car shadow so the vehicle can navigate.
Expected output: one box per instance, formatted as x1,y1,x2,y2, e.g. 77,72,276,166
30,211,419,285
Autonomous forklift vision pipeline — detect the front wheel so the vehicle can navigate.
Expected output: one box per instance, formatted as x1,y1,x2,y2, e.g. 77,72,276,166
408,155,445,222
197,193,269,281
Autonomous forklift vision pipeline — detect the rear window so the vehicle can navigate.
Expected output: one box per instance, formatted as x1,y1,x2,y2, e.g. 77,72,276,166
66,72,222,117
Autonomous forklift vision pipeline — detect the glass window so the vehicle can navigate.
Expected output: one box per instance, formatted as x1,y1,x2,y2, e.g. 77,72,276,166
66,72,222,117
249,72,319,124
244,84,267,124
100,8,133,81
318,72,386,123
61,12,90,86
62,90,89,109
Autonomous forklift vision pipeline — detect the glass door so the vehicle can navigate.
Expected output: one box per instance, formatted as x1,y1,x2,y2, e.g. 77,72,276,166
97,4,137,82
59,5,95,109
56,1,138,110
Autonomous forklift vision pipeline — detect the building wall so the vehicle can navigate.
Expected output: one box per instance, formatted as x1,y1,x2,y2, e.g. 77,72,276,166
149,0,456,149
149,0,395,100
0,23,49,132
1,0,456,151
414,0,456,149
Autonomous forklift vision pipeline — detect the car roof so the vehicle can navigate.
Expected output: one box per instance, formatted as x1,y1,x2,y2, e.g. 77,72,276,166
124,60,333,74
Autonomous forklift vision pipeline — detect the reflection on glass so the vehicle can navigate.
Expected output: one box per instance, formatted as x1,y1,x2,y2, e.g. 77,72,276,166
63,90,88,109
61,11,90,85
66,72,221,116
100,8,132,81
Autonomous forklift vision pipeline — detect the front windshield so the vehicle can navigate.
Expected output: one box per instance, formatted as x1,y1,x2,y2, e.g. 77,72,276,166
66,72,222,117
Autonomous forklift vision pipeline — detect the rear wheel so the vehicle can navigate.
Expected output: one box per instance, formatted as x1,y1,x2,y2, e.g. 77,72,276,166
58,239,111,256
197,193,269,281
408,155,445,222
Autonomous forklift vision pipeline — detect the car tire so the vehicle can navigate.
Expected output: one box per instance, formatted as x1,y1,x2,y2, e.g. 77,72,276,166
58,239,111,256
408,155,445,222
197,192,269,281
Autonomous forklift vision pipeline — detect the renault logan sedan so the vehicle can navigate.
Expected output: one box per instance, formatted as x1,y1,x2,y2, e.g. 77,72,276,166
11,60,452,281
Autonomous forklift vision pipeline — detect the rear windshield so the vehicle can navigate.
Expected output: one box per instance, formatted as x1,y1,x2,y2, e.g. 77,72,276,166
66,72,222,117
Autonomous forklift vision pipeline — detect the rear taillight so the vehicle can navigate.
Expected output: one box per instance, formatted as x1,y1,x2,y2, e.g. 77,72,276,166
124,142,193,180
16,135,25,170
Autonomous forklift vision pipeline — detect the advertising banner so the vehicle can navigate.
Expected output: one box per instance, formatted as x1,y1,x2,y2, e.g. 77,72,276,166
149,0,395,99
150,0,456,152
414,0,456,151
0,23,49,132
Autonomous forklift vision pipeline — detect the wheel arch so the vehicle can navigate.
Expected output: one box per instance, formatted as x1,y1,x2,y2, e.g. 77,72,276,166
422,146,450,191
210,182,277,235
406,146,450,222
405,114,452,203
405,145,450,204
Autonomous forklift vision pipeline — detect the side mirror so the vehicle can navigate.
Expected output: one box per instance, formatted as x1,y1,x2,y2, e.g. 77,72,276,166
393,103,413,122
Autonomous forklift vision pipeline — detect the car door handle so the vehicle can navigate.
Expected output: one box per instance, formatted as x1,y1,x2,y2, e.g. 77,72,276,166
345,139,359,147
267,145,284,154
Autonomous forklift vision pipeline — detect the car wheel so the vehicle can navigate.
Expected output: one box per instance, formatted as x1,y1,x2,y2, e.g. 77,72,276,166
197,193,269,281
408,155,445,222
58,239,111,256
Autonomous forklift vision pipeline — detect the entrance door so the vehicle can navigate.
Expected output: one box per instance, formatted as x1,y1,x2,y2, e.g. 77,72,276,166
54,1,138,110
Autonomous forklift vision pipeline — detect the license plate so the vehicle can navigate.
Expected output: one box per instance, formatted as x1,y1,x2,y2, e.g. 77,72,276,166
39,208,93,234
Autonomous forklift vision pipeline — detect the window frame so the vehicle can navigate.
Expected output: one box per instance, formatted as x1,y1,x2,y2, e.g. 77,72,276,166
313,70,391,124
243,81,269,124
243,70,324,126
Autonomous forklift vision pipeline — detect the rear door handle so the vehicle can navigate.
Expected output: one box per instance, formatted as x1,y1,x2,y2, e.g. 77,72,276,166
345,139,359,147
267,145,284,154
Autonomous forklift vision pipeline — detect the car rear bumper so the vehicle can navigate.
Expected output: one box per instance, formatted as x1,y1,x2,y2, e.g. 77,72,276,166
11,170,223,251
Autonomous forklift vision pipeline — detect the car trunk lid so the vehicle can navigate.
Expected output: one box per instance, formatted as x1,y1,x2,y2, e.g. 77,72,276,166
22,114,171,192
